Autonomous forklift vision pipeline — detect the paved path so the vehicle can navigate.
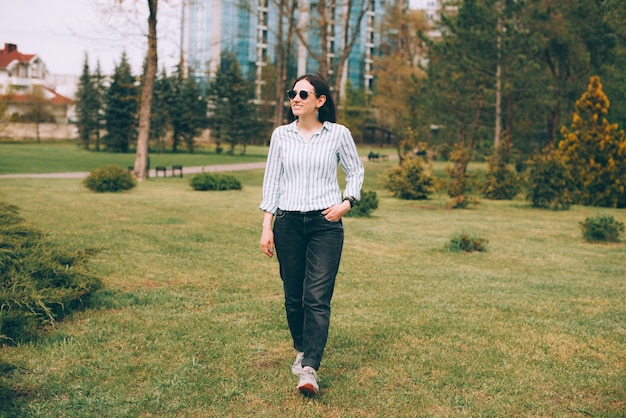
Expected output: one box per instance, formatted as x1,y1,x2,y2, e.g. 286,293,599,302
0,161,268,179
0,155,385,179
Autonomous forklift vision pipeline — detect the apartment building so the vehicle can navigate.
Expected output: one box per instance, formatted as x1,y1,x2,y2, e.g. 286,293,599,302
180,0,387,100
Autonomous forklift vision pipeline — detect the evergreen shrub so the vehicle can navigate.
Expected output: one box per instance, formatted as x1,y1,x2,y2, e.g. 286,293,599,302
381,157,435,200
190,173,242,191
345,190,379,218
83,164,137,192
481,144,521,200
445,231,489,253
525,150,572,210
0,202,103,342
579,215,624,243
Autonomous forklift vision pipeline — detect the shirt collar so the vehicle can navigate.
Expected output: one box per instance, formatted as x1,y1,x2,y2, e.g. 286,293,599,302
287,120,330,132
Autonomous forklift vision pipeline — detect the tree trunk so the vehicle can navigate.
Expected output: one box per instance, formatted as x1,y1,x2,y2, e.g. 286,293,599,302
133,0,158,181
494,0,502,148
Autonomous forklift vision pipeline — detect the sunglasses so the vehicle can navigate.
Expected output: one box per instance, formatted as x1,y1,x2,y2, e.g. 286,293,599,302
286,89,317,100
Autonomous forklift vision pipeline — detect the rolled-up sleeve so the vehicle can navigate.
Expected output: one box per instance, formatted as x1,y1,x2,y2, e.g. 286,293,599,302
259,128,282,214
338,126,364,201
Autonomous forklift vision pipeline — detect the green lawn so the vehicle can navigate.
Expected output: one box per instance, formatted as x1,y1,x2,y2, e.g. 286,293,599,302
0,150,625,416
0,142,270,174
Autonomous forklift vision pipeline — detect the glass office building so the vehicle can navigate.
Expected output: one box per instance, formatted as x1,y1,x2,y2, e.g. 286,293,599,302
181,0,387,99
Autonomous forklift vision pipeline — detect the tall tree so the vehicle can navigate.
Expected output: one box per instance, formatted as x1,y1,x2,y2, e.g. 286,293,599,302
178,75,208,153
522,0,617,144
75,54,98,150
92,62,105,151
372,1,427,157
208,57,258,155
133,0,158,181
150,67,172,152
104,53,138,152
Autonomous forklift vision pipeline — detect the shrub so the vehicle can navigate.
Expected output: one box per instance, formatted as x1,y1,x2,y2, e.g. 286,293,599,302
345,190,379,218
445,144,480,209
525,149,572,210
579,215,624,243
0,202,103,342
189,173,242,191
481,143,521,200
381,157,435,200
445,231,489,253
83,164,137,192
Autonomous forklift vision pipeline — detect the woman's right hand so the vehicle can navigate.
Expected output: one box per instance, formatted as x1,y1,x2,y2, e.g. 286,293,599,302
260,227,275,258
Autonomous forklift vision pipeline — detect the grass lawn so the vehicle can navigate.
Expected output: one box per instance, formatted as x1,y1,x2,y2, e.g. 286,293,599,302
0,142,270,174
0,152,625,416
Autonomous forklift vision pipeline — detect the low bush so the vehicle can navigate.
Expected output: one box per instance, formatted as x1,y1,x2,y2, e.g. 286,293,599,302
189,173,242,191
445,231,489,253
0,202,103,342
525,150,572,210
579,215,624,243
83,164,137,192
345,190,379,217
481,144,521,200
381,157,435,200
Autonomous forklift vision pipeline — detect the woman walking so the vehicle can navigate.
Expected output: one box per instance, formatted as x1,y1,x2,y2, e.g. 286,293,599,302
259,74,364,395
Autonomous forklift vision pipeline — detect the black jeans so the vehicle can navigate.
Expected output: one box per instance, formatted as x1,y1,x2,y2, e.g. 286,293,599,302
273,209,344,371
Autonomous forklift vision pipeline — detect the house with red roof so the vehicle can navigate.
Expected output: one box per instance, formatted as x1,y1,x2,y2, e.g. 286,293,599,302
0,43,73,124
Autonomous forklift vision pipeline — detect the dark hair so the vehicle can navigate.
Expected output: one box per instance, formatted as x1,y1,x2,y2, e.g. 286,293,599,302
287,73,337,123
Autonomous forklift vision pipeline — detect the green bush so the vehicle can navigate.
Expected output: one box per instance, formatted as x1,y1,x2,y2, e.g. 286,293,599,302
345,190,379,218
189,173,242,191
525,150,572,210
481,144,521,200
445,231,489,253
83,164,137,192
579,215,624,243
381,157,436,200
0,202,103,342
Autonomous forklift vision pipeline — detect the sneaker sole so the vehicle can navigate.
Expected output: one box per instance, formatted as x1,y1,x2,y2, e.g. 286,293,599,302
297,383,318,396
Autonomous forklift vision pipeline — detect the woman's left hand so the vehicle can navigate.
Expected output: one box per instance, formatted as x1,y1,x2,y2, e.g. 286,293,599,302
322,201,351,222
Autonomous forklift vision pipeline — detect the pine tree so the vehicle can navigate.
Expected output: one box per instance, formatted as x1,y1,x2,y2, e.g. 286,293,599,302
559,76,626,208
92,62,105,151
150,68,172,152
104,53,138,153
75,54,97,150
208,56,258,155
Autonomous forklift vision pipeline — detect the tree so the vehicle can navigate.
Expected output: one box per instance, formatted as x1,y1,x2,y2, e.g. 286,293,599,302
92,62,106,151
133,0,158,181
104,53,138,152
421,0,498,178
168,66,208,153
558,76,626,208
208,57,258,155
521,0,618,145
23,85,55,143
75,54,99,150
150,68,172,152
372,2,427,157
178,75,208,153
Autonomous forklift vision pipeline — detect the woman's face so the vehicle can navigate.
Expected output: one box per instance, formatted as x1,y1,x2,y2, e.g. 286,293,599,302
290,79,325,119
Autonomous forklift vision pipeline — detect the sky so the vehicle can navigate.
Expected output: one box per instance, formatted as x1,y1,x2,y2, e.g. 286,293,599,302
0,0,183,77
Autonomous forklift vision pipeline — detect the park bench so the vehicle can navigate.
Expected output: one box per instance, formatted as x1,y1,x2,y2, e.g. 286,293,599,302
172,164,183,178
368,151,388,162
155,166,167,177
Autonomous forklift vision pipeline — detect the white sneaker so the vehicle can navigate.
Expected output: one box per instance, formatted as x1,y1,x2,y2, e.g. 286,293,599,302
297,366,319,396
291,352,304,375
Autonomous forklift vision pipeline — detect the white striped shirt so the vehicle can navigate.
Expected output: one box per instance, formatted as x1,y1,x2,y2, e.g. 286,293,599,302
259,120,364,214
